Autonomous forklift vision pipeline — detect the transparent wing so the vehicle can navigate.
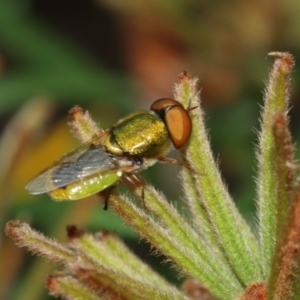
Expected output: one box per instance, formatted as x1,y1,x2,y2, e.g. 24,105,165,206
25,131,119,194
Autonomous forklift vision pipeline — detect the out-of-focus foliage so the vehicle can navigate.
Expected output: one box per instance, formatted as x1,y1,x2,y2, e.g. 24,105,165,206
0,1,300,300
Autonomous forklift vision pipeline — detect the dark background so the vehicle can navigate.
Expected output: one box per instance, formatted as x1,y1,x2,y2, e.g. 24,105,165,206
1,1,300,299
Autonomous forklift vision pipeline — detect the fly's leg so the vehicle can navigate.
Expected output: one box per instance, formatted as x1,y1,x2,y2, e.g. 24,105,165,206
122,173,146,209
158,156,179,165
158,156,190,169
158,156,199,173
98,185,116,210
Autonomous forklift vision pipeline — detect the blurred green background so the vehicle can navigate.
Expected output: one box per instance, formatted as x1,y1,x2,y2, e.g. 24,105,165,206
1,0,300,299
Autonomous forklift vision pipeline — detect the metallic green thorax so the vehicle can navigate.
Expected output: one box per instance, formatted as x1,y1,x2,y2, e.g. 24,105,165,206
109,111,171,158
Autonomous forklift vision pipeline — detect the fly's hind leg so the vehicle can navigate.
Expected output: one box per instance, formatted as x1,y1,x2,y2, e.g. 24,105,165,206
98,185,116,210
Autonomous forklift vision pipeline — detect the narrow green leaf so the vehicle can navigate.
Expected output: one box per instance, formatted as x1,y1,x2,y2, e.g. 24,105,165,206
101,232,168,286
272,112,295,237
256,52,295,278
268,188,300,300
180,166,224,260
5,220,74,263
110,193,243,300
68,105,103,143
47,273,102,300
267,111,296,299
70,230,188,300
71,232,169,287
174,73,262,284
71,257,188,300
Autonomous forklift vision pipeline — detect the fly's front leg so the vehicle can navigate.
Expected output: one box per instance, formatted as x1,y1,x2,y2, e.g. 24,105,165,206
158,156,188,169
158,156,197,173
158,156,179,165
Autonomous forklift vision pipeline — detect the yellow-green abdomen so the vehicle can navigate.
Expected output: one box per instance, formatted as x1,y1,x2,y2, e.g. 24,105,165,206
49,172,119,200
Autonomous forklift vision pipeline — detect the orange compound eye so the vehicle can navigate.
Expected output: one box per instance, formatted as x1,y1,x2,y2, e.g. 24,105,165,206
150,98,192,149
165,105,192,148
